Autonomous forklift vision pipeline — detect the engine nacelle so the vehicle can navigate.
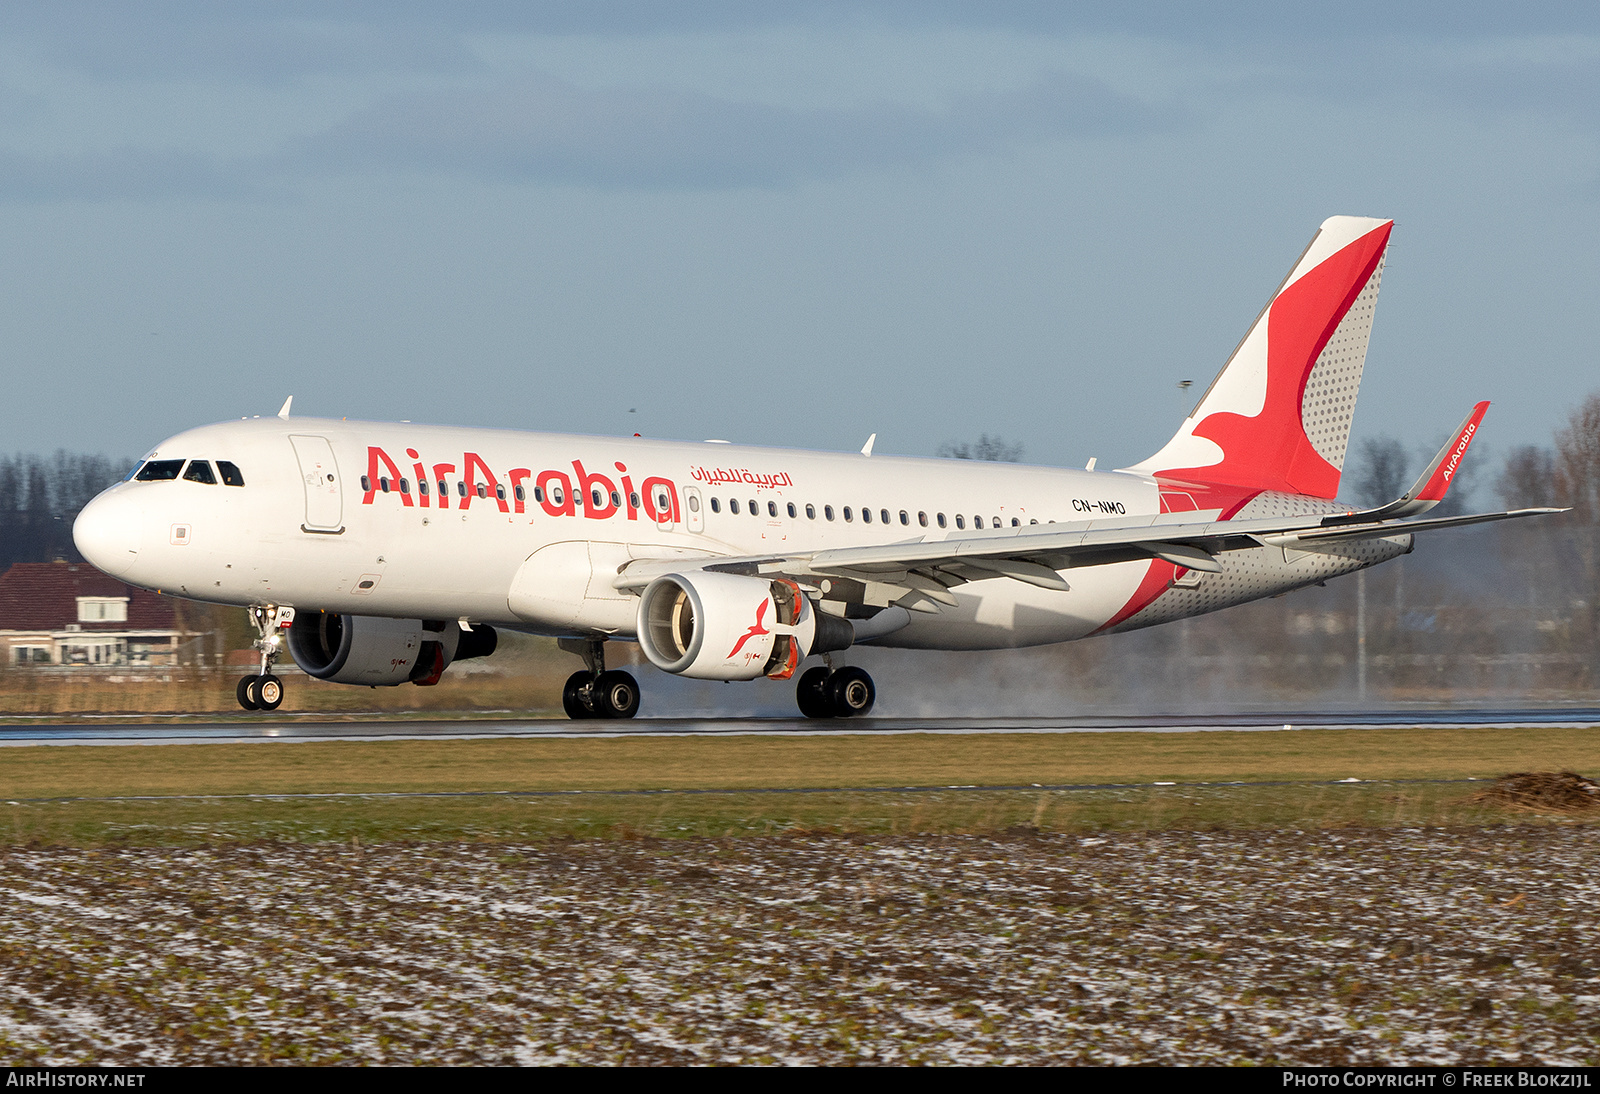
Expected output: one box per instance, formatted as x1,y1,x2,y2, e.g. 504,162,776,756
287,613,497,687
636,572,852,681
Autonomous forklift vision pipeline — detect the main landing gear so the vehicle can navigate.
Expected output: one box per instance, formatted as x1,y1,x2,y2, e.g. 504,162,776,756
237,604,293,712
559,637,640,720
795,664,875,719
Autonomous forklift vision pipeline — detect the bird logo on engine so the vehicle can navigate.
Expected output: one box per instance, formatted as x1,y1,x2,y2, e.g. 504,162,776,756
727,600,771,661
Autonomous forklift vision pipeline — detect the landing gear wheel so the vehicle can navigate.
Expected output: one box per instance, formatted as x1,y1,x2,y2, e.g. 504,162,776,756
255,674,284,712
592,670,640,720
562,671,597,720
796,666,833,719
827,667,875,718
236,676,260,711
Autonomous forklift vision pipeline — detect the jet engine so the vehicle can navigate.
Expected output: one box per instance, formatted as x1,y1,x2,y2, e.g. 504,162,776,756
636,571,853,681
287,612,497,687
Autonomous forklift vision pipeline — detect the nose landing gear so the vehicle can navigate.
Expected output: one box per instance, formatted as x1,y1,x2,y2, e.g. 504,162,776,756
795,664,875,719
237,605,293,712
558,637,640,720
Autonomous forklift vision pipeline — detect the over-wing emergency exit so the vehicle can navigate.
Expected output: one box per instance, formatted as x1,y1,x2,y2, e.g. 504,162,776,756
73,216,1558,718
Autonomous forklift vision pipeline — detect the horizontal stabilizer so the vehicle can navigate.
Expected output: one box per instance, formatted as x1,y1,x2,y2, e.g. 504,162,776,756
1271,507,1566,548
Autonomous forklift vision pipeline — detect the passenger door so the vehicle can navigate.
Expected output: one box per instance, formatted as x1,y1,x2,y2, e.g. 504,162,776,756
289,435,344,533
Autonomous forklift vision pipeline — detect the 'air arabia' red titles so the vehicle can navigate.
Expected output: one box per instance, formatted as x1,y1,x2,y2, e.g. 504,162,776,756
360,447,681,524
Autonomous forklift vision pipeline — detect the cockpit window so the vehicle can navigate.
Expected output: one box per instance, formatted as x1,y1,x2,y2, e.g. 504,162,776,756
134,459,185,482
216,460,245,487
182,460,217,485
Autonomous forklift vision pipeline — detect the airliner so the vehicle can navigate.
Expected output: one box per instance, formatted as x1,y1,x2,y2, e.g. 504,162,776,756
72,216,1555,718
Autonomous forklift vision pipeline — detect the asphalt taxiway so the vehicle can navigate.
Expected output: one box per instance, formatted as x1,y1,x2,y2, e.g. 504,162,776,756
0,707,1596,746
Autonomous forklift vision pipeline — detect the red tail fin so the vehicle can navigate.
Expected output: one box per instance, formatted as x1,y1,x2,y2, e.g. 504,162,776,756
1127,216,1393,501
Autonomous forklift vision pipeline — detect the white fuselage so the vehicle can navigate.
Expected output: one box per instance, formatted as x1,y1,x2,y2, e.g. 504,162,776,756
74,417,1401,651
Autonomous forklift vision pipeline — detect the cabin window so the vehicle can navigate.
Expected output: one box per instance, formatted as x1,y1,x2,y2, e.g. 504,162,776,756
360,475,371,491
748,498,757,515
182,460,216,485
710,497,721,513
974,516,984,529
495,484,506,501
993,516,1001,528
135,460,185,482
787,502,797,518
534,486,544,503
880,509,890,525
825,505,834,521
512,484,523,502
899,510,909,526
1030,518,1038,525
457,481,467,498
216,461,245,486
955,515,965,529
918,511,928,528
630,492,640,509
768,501,778,518
591,488,603,507
610,490,621,508
420,480,431,497
862,508,872,524
437,479,447,497
550,485,563,505
730,498,740,515
379,477,391,493
842,507,852,522
687,494,700,513
399,478,411,495
1011,517,1020,527
806,504,815,519
937,513,946,529
477,483,488,499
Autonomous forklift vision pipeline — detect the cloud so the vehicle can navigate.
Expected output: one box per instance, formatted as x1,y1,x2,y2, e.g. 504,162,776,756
9,4,480,82
0,148,256,203
295,71,1185,189
17,0,1600,84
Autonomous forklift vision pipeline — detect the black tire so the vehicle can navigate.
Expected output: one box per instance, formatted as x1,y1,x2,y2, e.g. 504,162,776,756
562,671,596,720
236,675,260,711
827,666,875,718
592,670,641,719
256,674,284,712
796,666,833,719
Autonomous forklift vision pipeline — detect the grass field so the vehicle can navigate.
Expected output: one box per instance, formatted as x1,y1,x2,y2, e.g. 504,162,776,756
1,725,1596,845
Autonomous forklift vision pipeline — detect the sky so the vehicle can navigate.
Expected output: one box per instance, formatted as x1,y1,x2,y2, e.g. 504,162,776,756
2,2,1597,485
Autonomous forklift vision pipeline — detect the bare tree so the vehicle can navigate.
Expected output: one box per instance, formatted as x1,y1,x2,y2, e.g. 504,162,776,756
1497,444,1558,509
0,451,133,571
1348,436,1409,507
936,434,1024,462
1553,393,1600,670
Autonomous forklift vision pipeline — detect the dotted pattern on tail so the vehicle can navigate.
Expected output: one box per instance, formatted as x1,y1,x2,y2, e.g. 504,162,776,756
1300,258,1384,470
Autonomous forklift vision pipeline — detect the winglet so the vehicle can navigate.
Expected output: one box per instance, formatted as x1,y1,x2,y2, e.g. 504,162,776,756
1324,401,1490,524
277,396,293,420
861,433,876,457
1410,400,1489,503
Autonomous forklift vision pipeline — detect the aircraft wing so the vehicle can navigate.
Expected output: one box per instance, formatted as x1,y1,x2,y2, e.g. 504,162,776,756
613,504,1563,612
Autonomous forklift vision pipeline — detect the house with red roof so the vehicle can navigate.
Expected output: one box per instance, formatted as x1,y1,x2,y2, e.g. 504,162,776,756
0,561,189,668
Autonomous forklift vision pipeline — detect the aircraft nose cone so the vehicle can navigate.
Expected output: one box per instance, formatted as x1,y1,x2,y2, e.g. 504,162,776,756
73,489,144,577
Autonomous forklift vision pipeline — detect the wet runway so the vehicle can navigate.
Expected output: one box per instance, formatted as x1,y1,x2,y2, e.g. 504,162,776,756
1,707,1597,746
